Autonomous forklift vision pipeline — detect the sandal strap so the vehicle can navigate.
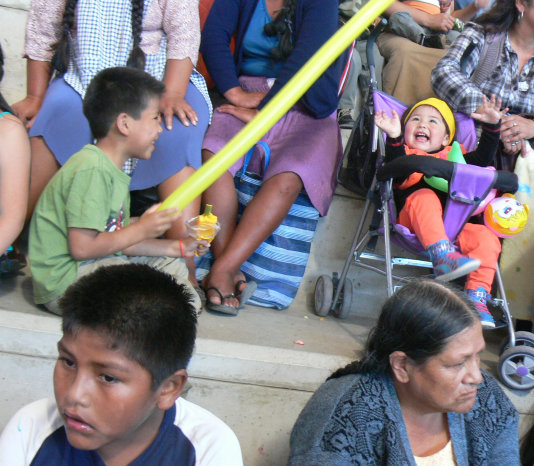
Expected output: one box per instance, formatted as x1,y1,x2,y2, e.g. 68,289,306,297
205,286,236,301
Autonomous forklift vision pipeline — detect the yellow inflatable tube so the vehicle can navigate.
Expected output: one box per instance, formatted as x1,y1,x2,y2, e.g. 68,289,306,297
159,0,394,212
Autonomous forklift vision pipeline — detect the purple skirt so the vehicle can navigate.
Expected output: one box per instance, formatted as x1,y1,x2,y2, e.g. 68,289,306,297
30,77,209,190
202,76,343,216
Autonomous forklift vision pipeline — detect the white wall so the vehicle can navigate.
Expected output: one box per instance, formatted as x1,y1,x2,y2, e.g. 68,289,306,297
1,0,31,103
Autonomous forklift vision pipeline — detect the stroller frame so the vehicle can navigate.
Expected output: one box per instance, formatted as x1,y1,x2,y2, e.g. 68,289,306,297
316,25,534,390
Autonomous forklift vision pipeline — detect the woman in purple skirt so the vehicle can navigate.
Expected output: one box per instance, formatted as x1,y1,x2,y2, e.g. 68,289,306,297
200,0,344,314
13,0,211,249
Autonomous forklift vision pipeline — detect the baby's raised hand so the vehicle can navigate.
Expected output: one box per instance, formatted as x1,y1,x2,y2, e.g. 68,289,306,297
471,94,508,125
375,109,402,138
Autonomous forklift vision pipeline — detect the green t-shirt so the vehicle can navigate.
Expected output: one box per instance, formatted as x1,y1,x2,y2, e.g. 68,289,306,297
29,145,131,304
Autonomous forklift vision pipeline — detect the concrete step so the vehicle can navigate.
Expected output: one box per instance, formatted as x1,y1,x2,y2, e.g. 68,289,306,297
1,297,534,466
0,301,359,466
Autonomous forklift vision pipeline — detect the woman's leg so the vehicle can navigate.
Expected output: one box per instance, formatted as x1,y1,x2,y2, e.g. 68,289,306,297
200,149,240,305
204,171,303,308
27,136,60,223
159,166,200,238
26,78,93,223
201,151,240,259
158,166,201,286
149,83,209,286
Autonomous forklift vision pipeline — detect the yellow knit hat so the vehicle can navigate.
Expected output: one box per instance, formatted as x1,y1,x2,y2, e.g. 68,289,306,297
404,98,456,145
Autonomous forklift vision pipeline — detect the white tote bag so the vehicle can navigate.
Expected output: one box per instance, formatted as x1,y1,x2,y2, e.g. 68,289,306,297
500,143,534,321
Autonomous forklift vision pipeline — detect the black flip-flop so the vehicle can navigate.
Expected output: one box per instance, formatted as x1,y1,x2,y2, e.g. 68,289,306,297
205,286,240,316
235,280,258,307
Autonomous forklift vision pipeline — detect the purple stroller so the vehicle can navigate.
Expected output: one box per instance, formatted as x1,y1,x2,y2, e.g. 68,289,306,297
314,87,534,391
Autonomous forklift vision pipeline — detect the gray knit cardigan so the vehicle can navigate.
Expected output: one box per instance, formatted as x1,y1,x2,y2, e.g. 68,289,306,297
288,370,519,465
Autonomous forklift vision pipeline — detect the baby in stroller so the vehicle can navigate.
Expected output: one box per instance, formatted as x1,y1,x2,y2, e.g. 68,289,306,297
374,95,507,328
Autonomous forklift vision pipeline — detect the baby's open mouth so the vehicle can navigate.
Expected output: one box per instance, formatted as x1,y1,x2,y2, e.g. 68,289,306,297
415,131,429,141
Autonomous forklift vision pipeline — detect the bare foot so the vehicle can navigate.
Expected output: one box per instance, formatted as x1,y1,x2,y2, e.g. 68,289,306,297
203,269,241,308
234,277,250,296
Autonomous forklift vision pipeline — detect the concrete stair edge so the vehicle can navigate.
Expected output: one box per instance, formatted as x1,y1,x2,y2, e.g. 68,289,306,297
0,308,351,393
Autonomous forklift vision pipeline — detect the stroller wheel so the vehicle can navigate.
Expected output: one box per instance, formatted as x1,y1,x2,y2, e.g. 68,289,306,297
334,278,353,319
314,275,333,317
498,346,534,390
500,331,534,355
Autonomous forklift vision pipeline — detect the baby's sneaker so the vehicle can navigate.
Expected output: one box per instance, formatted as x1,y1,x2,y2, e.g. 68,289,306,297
427,240,481,282
466,287,495,329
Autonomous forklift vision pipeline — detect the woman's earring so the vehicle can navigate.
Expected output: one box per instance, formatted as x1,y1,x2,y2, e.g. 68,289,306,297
519,10,524,21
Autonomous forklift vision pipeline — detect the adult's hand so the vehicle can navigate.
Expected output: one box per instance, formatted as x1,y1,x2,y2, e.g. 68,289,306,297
216,104,258,123
384,1,454,31
162,58,198,130
426,13,455,32
224,86,266,108
160,91,198,129
12,59,52,130
11,96,43,130
500,114,534,155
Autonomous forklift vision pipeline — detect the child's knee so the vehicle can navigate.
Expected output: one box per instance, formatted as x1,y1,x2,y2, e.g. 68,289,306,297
460,224,502,259
483,228,502,254
407,188,442,208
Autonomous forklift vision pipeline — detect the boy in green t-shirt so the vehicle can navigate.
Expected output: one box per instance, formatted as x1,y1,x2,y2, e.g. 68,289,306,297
29,67,208,314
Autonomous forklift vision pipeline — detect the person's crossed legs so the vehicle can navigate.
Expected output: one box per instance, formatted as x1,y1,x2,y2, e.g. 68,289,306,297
202,148,303,311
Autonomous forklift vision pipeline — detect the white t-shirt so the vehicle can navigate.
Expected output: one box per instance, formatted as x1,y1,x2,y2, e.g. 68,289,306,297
0,397,243,465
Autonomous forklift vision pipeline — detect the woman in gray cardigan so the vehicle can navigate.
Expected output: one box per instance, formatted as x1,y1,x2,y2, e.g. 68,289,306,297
288,279,519,465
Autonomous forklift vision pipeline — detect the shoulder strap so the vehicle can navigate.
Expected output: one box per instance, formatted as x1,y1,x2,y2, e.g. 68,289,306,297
470,31,507,87
239,142,271,182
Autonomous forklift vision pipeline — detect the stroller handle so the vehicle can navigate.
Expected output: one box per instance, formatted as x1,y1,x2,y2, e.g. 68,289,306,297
366,19,387,70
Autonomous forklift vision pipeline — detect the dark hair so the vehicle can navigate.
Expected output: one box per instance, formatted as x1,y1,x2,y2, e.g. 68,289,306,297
475,0,533,33
521,423,534,466
59,264,198,390
83,66,165,139
328,280,479,380
0,43,13,113
52,0,146,75
264,0,297,61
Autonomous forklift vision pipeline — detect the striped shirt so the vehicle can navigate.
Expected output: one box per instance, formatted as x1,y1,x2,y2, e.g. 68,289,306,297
431,23,534,116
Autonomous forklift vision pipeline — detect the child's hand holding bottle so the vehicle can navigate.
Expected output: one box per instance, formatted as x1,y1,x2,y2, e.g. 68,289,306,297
186,205,221,256
180,237,210,258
